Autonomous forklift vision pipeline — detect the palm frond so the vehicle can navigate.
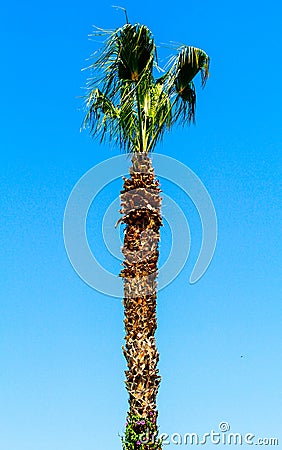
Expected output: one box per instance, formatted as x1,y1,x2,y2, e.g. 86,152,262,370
82,88,121,146
175,46,210,89
117,24,155,81
145,83,172,151
86,23,156,100
156,45,209,125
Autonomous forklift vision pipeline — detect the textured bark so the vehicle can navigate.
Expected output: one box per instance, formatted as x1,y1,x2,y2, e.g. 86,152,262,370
120,153,162,448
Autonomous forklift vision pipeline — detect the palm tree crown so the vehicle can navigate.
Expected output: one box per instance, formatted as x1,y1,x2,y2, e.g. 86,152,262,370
83,23,210,153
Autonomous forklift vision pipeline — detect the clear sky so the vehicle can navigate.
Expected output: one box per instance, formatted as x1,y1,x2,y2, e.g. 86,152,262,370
1,0,281,449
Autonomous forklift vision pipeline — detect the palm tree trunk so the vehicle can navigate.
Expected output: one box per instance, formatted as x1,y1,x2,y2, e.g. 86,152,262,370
120,153,162,449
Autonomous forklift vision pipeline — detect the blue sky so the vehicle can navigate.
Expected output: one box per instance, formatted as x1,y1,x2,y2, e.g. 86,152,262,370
1,0,281,449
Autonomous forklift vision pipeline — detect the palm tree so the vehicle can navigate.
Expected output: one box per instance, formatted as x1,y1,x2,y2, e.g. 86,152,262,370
83,19,209,450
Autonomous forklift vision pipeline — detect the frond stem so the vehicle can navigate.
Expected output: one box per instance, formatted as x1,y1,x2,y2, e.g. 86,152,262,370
146,96,178,153
135,82,144,152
